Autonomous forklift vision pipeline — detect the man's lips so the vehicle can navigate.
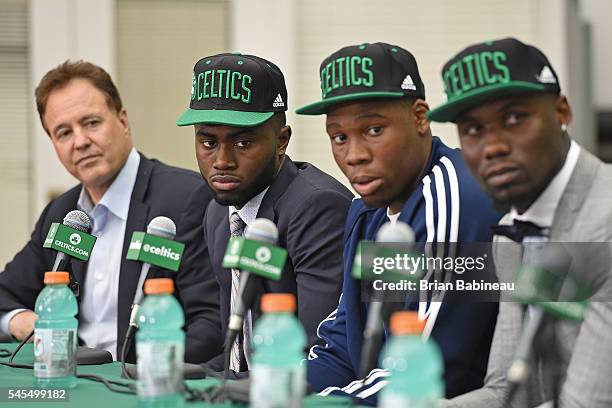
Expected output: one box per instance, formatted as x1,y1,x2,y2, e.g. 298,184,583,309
483,165,521,188
75,154,101,166
210,175,241,191
351,176,383,196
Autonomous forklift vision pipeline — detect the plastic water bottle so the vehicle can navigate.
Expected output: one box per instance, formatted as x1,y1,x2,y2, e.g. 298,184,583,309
34,271,78,389
136,278,185,408
378,311,444,407
251,293,307,408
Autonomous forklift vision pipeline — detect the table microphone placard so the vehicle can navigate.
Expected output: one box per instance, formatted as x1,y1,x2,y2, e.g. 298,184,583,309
126,221,185,272
222,227,288,281
43,210,97,263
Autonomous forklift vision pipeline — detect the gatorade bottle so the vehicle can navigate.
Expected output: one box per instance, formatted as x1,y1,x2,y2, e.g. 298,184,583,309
33,271,78,389
251,293,307,408
378,311,444,407
136,278,185,408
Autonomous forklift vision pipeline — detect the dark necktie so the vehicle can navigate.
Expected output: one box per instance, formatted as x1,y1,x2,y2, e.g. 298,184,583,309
229,212,247,371
491,220,546,243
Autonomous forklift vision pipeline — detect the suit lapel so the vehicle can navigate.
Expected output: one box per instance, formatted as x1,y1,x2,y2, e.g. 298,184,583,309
256,156,298,222
116,154,152,347
550,150,599,240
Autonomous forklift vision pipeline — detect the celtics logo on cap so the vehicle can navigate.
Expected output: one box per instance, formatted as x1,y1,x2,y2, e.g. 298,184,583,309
319,55,374,98
443,51,510,99
192,68,252,104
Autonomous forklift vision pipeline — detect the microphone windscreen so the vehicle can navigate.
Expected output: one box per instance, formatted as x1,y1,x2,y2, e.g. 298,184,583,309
244,218,278,244
63,210,92,233
376,221,415,243
147,216,177,239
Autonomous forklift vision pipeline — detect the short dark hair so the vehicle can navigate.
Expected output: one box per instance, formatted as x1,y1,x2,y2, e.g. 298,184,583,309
35,60,123,132
273,111,286,128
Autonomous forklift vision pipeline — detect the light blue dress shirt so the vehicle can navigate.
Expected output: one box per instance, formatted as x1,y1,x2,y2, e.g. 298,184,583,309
0,148,140,360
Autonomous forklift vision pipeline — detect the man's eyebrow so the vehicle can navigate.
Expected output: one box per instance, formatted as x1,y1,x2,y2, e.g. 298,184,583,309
495,100,528,113
326,113,387,131
457,100,529,124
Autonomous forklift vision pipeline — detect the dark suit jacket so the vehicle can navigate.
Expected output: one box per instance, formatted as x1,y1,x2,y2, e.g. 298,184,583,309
205,157,353,370
0,153,223,363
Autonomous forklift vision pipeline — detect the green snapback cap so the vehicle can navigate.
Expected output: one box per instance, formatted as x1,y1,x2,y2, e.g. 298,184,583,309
177,53,287,127
428,37,561,123
296,42,425,115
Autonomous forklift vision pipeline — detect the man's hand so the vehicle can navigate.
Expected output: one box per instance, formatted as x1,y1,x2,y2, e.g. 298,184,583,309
9,310,37,341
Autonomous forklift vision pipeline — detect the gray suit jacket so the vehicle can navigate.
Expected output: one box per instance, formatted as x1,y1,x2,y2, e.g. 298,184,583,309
443,147,612,408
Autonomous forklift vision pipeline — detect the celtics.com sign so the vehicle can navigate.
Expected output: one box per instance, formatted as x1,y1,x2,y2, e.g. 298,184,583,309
222,237,287,280
43,223,97,261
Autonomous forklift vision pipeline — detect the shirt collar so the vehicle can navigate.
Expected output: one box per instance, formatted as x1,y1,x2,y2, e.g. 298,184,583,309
77,148,140,221
386,207,401,225
509,140,580,228
228,187,270,226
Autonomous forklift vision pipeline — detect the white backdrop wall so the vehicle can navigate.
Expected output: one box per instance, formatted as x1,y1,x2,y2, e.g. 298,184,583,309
0,0,605,267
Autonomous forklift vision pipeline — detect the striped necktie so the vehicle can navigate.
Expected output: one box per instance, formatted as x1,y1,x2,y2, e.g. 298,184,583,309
229,212,246,371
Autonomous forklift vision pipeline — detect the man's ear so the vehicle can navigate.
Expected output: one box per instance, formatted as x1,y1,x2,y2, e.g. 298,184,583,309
117,107,131,136
555,94,572,129
412,99,431,135
277,125,291,156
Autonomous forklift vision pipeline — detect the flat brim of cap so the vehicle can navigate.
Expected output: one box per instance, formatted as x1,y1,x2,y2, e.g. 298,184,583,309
296,91,405,115
427,82,549,123
176,108,274,127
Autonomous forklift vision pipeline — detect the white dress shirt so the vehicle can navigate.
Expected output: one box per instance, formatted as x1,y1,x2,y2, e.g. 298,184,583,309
508,140,580,229
76,148,140,359
227,186,269,367
1,150,140,352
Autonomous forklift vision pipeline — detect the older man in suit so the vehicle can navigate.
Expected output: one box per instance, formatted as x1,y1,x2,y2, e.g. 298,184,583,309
429,37,612,407
0,60,223,363
176,53,353,374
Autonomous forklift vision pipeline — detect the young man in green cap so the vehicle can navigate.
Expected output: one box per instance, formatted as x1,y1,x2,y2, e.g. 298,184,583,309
429,37,612,407
296,42,501,404
177,53,353,374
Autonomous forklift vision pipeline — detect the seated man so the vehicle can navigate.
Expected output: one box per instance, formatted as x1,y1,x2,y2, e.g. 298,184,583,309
296,42,502,403
0,60,222,363
429,37,612,407
176,53,353,373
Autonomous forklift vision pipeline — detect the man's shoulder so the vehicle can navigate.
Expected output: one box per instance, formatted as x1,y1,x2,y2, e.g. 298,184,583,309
284,160,353,201
146,157,205,187
44,185,82,219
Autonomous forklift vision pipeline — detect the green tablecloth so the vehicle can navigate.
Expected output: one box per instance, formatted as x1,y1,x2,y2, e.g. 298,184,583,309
0,344,354,407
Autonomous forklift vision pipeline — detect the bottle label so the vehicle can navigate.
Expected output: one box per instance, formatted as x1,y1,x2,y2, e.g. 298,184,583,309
33,328,77,378
251,364,305,408
136,341,183,398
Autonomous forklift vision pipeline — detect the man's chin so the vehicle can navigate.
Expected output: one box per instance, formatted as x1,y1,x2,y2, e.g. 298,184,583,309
359,194,388,210
212,191,247,208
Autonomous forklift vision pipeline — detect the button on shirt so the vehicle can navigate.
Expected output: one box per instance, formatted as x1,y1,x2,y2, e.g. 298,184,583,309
77,148,140,359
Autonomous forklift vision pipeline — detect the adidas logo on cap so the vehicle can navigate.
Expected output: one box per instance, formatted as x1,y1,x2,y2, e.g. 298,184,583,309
401,75,416,91
273,93,285,107
536,66,556,84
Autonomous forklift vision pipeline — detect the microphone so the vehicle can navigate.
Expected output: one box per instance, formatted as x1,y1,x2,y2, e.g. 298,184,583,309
505,244,585,400
52,210,92,272
122,216,181,376
127,216,177,330
359,221,416,378
42,210,96,296
222,218,287,373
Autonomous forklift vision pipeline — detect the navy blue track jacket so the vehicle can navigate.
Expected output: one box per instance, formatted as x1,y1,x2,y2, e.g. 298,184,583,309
307,137,502,404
